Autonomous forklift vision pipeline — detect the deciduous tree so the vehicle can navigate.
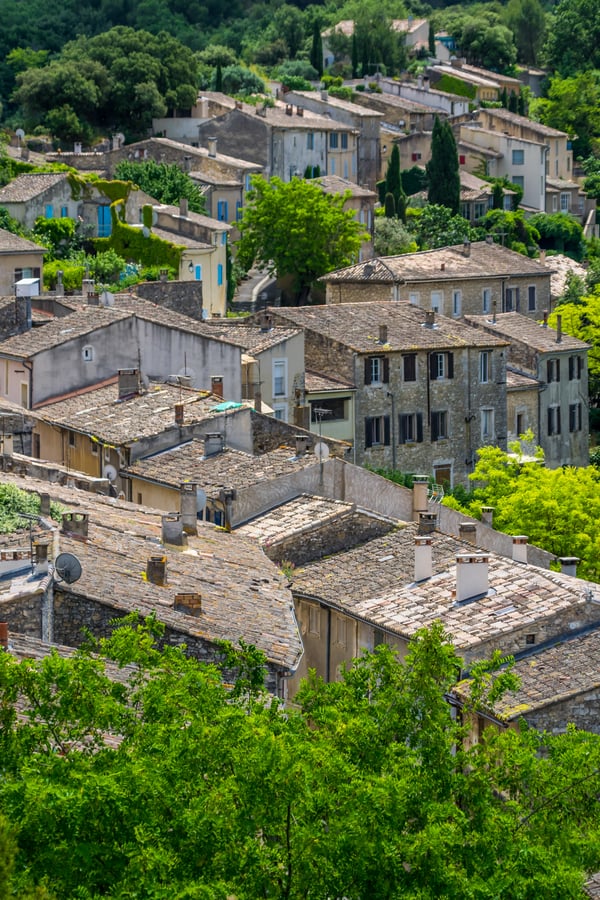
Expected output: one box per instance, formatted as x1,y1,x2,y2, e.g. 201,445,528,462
114,160,206,214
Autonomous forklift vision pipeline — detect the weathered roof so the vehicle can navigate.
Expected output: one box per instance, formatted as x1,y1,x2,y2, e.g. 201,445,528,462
548,254,588,299
321,242,553,284
464,312,590,353
237,494,358,544
585,873,600,899
461,125,546,150
458,139,504,160
270,301,509,353
122,136,260,171
314,174,377,198
35,381,237,445
152,204,232,233
230,101,355,133
506,367,540,390
305,370,356,392
455,63,523,87
323,18,427,37
149,225,212,250
482,107,570,140
205,322,302,354
430,64,501,89
127,440,320,493
0,227,47,256
286,90,383,118
0,172,69,203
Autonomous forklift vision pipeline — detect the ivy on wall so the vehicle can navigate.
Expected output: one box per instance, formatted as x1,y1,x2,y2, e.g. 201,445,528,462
95,200,183,270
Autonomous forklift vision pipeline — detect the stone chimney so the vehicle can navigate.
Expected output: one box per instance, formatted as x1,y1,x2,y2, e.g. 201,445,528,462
207,137,217,158
81,278,95,300
180,483,198,535
34,540,50,576
259,311,273,331
418,512,437,534
118,368,140,400
146,555,167,586
39,493,51,517
1,433,13,455
412,475,429,522
539,250,546,265
458,522,477,544
295,435,309,456
559,556,579,577
56,269,64,297
183,155,192,173
61,512,89,539
296,106,304,116
87,291,100,307
162,513,185,546
414,536,433,582
512,535,528,564
174,592,202,617
179,197,189,218
379,324,388,344
456,553,489,602
424,310,435,328
0,622,7,650
543,310,548,328
175,402,184,425
211,375,224,399
463,240,471,257
481,506,494,528
204,433,224,457
15,296,32,333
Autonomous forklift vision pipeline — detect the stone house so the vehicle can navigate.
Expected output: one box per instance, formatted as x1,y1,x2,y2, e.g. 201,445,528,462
464,311,590,468
304,370,356,448
321,18,430,70
321,240,554,320
283,90,382,190
0,228,46,296
0,294,244,408
195,100,358,184
427,62,501,102
266,300,509,487
313,174,376,258
351,88,440,138
380,76,470,117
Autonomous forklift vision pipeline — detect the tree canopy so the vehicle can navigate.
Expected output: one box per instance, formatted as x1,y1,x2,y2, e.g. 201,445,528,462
114,160,206,214
426,116,460,215
2,615,600,897
235,175,368,303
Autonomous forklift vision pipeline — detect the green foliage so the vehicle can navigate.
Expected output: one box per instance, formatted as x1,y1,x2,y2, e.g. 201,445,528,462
456,17,517,73
402,165,428,197
543,0,600,76
481,208,540,254
96,214,183,273
0,483,62,532
504,0,546,65
310,21,323,78
408,204,479,250
275,59,318,85
42,259,85,292
327,84,353,101
381,143,406,223
31,216,76,258
426,116,460,215
528,212,585,259
548,294,600,403
235,174,368,302
114,160,206,215
0,206,25,235
530,71,600,158
215,64,265,96
373,216,417,256
434,72,477,99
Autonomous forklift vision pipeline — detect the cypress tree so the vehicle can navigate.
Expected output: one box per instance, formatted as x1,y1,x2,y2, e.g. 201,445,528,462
215,63,223,92
492,181,504,210
426,116,460,215
517,91,526,116
352,33,359,79
428,22,436,56
500,86,508,109
508,91,518,113
384,192,396,218
310,22,323,78
384,144,407,222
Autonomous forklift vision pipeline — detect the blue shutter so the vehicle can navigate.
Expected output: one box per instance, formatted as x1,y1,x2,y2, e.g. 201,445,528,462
217,264,223,286
45,204,53,219
60,206,68,217
195,265,202,281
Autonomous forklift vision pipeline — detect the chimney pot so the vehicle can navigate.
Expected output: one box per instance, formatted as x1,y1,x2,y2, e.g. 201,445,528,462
379,324,388,344
175,402,184,425
512,535,528,563
425,310,435,328
543,310,548,328
204,433,224,457
207,137,217,158
146,555,167,586
458,522,477,544
295,436,309,456
455,553,489,603
0,622,8,649
174,592,202,617
481,506,494,528
34,540,49,575
39,493,51,516
412,475,429,522
180,483,198,535
559,556,579,577
179,197,189,217
211,375,224,399
118,368,140,400
418,512,437,534
414,536,433,582
254,390,262,413
162,513,185,546
61,511,89,539
463,240,471,257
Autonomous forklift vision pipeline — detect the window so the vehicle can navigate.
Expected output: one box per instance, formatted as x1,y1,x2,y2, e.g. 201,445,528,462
516,411,525,436
365,415,390,447
431,410,448,441
306,133,314,150
399,412,423,444
364,356,389,385
525,633,536,645
474,202,487,220
505,287,519,311
408,292,420,306
310,397,347,422
97,204,111,237
547,405,561,435
459,154,466,164
336,615,347,647
82,345,94,362
309,604,320,636
429,352,454,380
479,351,491,383
452,289,462,317
561,192,570,212
330,132,338,149
245,174,252,192
552,194,558,212
411,152,422,162
68,431,76,447
341,133,348,150
403,354,416,382
273,359,287,397
60,206,68,217
481,407,495,440
217,263,223,286
90,439,98,455
217,200,228,221
547,358,560,382
482,288,491,314
195,264,202,281
512,149,525,165
528,285,536,311
45,204,53,218
430,291,442,313
273,404,287,421
569,402,582,432
569,355,583,380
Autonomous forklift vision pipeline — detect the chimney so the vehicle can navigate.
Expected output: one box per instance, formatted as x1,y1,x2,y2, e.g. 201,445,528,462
180,483,198,535
440,262,445,271
183,155,192,173
286,104,293,116
512,535,528,563
174,592,202,617
207,136,217,158
39,493,51,516
56,269,64,297
418,512,437,534
254,389,262,413
211,375,224,399
199,97,208,117
379,323,388,344
486,235,494,245
162,513,185,546
15,296,32,333
34,540,49,575
296,106,304,116
556,314,562,343
539,249,546,264
159,268,168,282
481,506,494,528
118,368,140,400
82,278,95,299
414,536,433,582
295,436,309,457
204,433,224,456
455,553,489,602
179,197,189,217
463,240,471,257
0,622,7,650
543,310,548,328
1,433,13,456
559,556,579,577
146,555,167,586
424,310,435,328
175,403,184,426
321,89,329,101
219,488,236,532
492,299,497,324
87,291,100,307
458,522,477,544
259,311,273,331
61,512,89,539
412,475,429,522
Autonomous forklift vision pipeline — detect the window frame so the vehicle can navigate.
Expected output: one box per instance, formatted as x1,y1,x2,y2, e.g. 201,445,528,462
430,410,448,441
479,350,491,384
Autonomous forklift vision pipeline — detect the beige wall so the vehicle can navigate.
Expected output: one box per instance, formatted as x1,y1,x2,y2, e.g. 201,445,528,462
0,251,44,297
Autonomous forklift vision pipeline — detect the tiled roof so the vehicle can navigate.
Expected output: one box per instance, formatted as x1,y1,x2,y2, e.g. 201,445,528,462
286,90,383,118
152,204,232,232
430,64,500,89
497,628,600,721
127,440,321,493
149,225,211,249
305,370,356,392
506,367,540,389
122,137,260,171
464,312,590,352
0,227,47,255
482,107,569,139
353,90,435,114
35,381,237,445
585,873,600,899
461,125,546,149
321,242,553,284
237,494,360,544
458,139,503,159
458,64,522,87
232,101,355,133
270,301,509,353
0,172,69,203
0,471,303,670
205,322,302,354
315,175,377,198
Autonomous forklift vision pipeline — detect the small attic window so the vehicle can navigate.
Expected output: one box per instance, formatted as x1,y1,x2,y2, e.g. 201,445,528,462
525,633,536,645
82,345,94,362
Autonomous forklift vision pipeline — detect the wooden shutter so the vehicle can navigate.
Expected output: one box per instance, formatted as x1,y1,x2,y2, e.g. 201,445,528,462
429,354,437,380
365,418,373,448
547,360,552,382
383,416,390,446
399,415,407,444
578,356,584,378
569,356,574,380
416,413,423,443
364,358,372,385
431,412,439,442
447,352,454,379
556,359,560,381
556,407,561,434
382,357,390,384
403,354,416,381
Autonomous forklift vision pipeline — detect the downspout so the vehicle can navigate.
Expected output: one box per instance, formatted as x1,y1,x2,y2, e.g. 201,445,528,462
326,607,332,682
23,359,33,409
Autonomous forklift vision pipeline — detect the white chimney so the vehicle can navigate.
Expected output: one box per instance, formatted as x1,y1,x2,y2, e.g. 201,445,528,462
414,536,433,582
207,137,217,158
559,556,579,577
456,553,489,602
481,506,494,527
512,535,528,564
179,197,189,217
412,475,429,522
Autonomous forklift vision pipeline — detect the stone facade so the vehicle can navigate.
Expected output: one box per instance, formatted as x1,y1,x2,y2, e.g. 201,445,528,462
135,279,205,321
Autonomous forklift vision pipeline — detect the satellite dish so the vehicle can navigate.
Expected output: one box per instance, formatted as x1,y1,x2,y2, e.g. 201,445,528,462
314,442,330,460
103,464,118,482
54,552,82,585
196,488,207,512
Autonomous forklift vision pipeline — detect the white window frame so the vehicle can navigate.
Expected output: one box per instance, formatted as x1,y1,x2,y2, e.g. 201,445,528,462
430,291,443,313
82,345,94,362
369,356,383,385
481,407,494,440
272,359,288,398
479,351,491,383
560,192,569,212
482,287,491,314
273,404,287,422
452,289,462,317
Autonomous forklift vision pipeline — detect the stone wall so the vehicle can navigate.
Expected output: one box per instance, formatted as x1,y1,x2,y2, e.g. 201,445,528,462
520,690,600,735
135,280,204,321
